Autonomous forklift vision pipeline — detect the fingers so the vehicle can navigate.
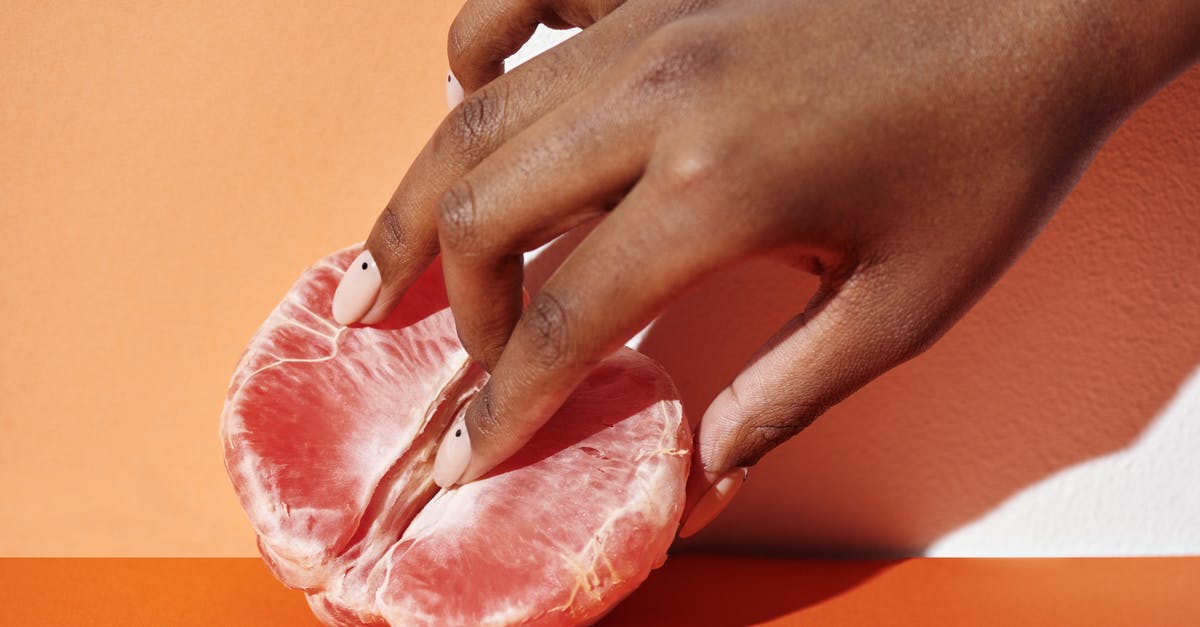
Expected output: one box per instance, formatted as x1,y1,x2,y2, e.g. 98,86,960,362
677,261,948,536
449,0,546,93
448,0,630,92
438,85,652,370
333,19,617,326
432,172,762,488
333,0,690,326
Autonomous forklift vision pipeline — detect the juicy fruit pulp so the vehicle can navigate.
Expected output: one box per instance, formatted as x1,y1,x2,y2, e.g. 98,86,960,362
221,247,691,626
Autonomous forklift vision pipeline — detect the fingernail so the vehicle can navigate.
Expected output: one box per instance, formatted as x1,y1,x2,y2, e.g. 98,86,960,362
446,71,464,109
678,467,748,538
332,250,381,325
433,418,472,488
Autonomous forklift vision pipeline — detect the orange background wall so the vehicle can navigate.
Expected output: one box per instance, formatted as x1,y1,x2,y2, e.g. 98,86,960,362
1,2,1197,556
1,1,459,555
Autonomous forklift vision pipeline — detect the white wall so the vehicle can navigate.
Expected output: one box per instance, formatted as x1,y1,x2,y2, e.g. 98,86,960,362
926,369,1200,557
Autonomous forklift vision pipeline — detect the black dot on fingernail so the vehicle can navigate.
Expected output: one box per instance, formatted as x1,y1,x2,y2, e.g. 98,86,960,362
361,262,368,270
455,429,462,437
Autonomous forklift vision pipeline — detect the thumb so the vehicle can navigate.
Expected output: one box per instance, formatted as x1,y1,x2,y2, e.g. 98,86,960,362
679,264,947,537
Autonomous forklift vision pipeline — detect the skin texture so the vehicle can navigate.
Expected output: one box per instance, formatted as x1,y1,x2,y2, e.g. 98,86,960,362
351,0,1200,525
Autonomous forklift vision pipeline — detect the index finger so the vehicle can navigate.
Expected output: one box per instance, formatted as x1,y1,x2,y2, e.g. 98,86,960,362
432,171,762,488
333,1,692,326
339,25,613,326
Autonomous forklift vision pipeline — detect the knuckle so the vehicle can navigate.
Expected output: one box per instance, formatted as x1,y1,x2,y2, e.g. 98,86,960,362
441,83,507,158
470,385,505,442
371,204,412,267
656,141,729,196
731,405,825,468
719,380,827,468
520,292,575,370
627,20,723,98
437,180,482,252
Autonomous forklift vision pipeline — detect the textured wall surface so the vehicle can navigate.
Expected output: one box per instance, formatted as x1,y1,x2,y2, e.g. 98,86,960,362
1,6,1196,557
927,368,1200,556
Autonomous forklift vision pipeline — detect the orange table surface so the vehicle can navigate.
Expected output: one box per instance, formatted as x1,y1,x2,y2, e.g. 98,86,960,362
2,555,1197,626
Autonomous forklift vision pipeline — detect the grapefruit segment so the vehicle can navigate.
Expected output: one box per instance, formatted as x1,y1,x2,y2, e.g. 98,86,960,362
221,246,690,625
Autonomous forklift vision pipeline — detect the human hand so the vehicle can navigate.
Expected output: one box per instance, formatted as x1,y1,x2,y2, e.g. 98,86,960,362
443,0,630,99
332,0,1200,536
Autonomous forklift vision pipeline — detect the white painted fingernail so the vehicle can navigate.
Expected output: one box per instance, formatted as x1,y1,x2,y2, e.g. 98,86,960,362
446,71,464,109
433,418,472,488
678,467,748,538
332,250,381,325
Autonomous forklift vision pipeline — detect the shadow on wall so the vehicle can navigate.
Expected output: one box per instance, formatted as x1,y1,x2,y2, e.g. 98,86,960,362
527,68,1200,555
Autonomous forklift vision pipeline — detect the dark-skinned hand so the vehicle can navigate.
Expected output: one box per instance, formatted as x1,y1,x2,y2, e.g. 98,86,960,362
331,0,1200,535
